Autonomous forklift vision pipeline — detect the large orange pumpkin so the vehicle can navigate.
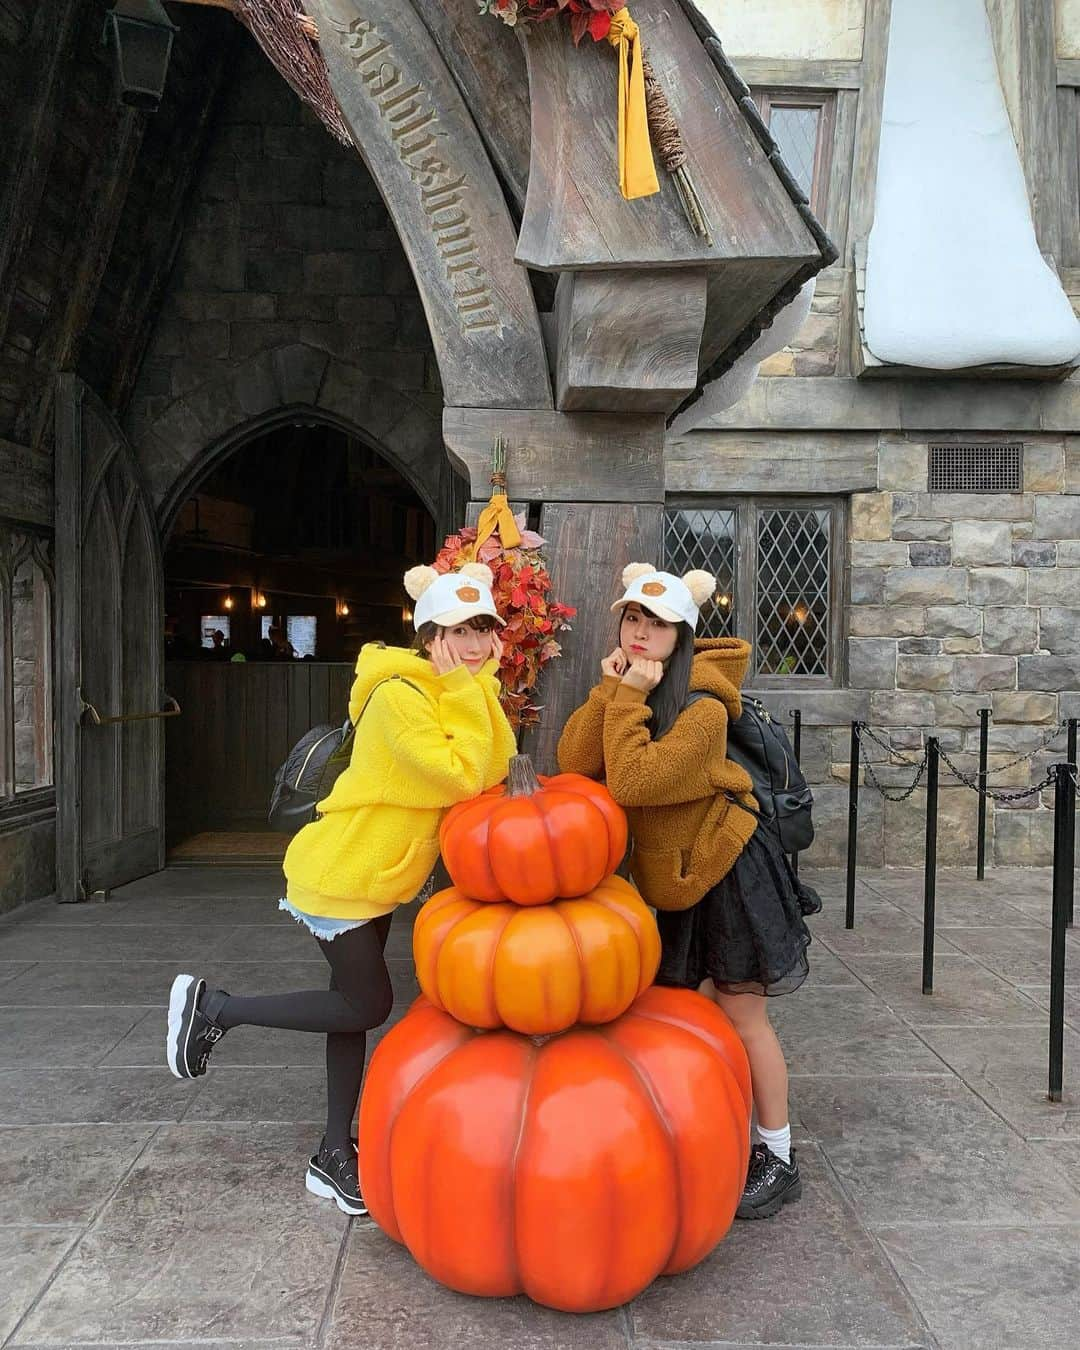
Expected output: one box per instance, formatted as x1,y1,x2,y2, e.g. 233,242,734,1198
358,987,752,1314
440,754,628,905
412,875,661,1034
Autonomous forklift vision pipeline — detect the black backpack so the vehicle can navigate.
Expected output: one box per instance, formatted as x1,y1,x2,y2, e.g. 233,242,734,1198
268,674,423,835
688,691,814,854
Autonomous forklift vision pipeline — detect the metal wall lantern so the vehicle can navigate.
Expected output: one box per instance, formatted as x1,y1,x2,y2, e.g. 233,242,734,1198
102,0,179,111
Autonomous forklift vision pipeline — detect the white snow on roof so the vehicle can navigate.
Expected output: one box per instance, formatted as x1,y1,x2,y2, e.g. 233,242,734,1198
864,0,1080,370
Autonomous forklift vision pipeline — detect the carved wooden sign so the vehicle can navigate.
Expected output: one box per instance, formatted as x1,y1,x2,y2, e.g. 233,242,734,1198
307,0,551,409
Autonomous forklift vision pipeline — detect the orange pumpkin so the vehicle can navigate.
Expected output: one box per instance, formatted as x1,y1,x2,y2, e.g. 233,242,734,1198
358,987,751,1314
413,875,661,1034
440,754,628,905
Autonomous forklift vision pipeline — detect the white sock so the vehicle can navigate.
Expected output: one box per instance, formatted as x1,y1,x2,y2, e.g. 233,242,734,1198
756,1122,791,1164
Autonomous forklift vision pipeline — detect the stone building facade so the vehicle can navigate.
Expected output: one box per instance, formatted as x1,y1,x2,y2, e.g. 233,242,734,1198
674,0,1080,867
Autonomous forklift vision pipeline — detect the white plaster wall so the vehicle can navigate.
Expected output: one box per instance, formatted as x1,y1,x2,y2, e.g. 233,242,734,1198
1057,0,1080,57
695,0,865,60
864,0,1080,369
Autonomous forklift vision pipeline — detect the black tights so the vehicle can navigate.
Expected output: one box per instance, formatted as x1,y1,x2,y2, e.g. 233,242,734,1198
214,914,394,1152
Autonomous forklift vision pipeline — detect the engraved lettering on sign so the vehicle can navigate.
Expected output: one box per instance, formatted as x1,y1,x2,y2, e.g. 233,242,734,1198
332,15,500,333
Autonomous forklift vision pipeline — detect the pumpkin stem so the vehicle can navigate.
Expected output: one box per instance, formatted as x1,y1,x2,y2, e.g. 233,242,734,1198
506,753,542,798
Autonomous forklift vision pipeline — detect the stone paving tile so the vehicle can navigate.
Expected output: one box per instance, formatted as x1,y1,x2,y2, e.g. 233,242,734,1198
627,1145,929,1347
0,1007,145,1069
876,1224,1080,1350
0,958,325,1008
0,922,244,964
0,960,35,987
937,924,1080,986
101,1008,324,1068
180,1066,327,1124
0,1123,156,1226
813,911,962,960
325,1221,630,1350
795,1075,1080,1228
771,985,946,1078
15,1124,346,1346
24,893,294,927
801,941,862,988
0,1068,202,1126
1016,983,1080,1032
0,1226,80,1344
108,866,286,900
871,886,1034,928
919,1024,1080,1140
839,954,1047,1027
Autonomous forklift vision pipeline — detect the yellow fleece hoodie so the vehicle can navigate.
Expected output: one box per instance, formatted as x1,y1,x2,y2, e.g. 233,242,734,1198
284,643,516,921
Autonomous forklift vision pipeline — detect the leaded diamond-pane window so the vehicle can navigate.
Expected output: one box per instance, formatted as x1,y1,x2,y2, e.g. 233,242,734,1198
756,508,831,677
769,106,820,201
753,90,835,219
664,507,737,637
664,499,843,686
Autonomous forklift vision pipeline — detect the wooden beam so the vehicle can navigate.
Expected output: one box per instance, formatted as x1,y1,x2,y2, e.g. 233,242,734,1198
847,0,892,251
0,3,83,353
25,107,148,450
729,59,863,90
1058,59,1080,86
443,407,666,503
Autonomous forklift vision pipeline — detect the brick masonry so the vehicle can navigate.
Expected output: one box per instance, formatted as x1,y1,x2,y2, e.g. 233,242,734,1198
753,433,1079,868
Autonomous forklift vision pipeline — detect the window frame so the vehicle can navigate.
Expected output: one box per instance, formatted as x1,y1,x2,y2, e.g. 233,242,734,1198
752,88,837,222
665,496,847,690
0,526,56,813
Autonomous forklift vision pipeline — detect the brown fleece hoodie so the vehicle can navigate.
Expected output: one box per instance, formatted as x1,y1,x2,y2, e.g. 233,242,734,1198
556,637,759,911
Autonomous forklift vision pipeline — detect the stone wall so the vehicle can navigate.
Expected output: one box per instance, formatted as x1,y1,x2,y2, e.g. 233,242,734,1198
126,32,443,508
754,433,1080,869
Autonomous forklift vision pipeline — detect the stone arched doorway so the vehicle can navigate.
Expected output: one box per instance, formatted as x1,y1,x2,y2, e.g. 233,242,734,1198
159,402,437,859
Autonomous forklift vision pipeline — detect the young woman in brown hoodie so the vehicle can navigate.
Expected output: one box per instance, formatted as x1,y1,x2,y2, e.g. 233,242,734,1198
558,564,820,1220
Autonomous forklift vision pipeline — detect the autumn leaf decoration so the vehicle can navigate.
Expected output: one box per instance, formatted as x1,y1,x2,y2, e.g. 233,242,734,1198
433,439,576,731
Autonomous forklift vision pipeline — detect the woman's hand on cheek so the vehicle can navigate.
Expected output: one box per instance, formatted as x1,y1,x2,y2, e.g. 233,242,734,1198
601,647,628,679
430,636,462,677
621,658,664,693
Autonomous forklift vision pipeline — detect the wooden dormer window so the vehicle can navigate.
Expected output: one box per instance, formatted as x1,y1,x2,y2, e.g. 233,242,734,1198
753,90,837,221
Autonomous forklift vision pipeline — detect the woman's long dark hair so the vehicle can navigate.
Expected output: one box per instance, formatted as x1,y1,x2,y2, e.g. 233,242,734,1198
618,605,695,739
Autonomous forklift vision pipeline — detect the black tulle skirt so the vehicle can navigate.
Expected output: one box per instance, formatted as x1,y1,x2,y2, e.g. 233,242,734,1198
655,818,821,997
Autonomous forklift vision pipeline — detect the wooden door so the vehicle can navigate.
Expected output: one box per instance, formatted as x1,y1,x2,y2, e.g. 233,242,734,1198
54,375,169,899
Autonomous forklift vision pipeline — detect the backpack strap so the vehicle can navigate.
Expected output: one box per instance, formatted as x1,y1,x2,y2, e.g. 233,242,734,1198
349,673,426,730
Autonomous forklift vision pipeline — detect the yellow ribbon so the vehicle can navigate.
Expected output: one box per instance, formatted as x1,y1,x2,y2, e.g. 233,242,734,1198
607,8,659,200
472,492,522,556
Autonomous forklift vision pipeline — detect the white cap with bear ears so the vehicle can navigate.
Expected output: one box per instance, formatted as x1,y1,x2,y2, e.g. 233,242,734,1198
611,563,717,630
403,562,506,631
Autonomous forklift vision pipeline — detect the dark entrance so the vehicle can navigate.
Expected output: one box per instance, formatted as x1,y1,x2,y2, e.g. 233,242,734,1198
163,418,435,861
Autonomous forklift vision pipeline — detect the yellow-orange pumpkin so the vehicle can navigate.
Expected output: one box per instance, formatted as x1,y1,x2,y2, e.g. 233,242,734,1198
413,876,661,1034
358,988,751,1313
439,755,628,905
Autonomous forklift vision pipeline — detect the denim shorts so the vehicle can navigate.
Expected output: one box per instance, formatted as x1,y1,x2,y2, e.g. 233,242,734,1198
278,897,370,942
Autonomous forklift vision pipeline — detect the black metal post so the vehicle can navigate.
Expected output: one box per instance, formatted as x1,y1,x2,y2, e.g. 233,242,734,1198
1049,763,1071,1102
845,721,860,930
976,707,990,881
791,708,802,878
922,737,940,995
1067,719,1077,929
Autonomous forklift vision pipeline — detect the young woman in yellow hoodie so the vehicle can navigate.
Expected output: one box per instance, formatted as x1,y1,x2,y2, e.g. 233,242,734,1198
558,564,820,1221
166,562,516,1215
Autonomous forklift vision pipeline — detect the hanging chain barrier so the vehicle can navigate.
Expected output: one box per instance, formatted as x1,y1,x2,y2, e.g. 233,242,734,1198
826,711,1076,1098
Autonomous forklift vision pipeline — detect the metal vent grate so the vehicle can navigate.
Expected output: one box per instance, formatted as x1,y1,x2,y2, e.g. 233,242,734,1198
928,443,1023,493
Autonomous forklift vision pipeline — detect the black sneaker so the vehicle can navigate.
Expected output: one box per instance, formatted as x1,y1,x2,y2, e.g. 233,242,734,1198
166,975,228,1080
306,1138,368,1216
736,1144,802,1219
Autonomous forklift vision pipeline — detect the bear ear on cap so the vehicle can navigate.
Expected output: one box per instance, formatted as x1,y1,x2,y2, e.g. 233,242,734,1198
621,562,656,588
682,570,717,608
458,562,494,586
403,565,439,601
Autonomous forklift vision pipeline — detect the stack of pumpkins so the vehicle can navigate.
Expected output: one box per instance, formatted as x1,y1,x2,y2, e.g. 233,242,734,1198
357,756,752,1314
